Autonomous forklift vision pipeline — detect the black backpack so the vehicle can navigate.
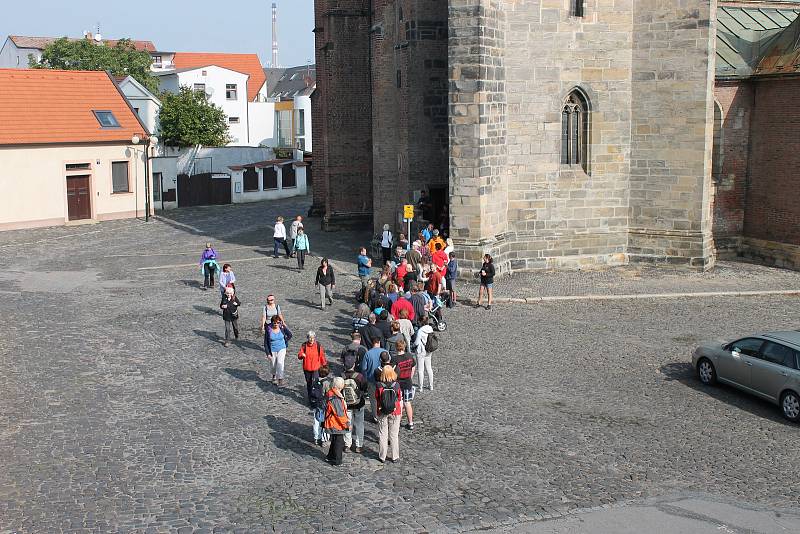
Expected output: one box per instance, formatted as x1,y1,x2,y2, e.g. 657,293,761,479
379,382,398,414
425,331,439,353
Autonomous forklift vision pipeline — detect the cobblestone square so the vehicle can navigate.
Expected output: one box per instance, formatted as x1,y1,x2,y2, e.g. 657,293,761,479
1,197,799,532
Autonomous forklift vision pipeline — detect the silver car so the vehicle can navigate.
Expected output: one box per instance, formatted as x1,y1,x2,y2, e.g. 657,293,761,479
692,331,800,422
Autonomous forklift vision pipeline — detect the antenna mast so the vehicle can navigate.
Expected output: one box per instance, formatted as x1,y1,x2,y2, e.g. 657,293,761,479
271,2,279,68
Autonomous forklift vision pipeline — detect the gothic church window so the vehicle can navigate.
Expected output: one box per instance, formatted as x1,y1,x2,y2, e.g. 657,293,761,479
561,90,589,172
712,101,724,182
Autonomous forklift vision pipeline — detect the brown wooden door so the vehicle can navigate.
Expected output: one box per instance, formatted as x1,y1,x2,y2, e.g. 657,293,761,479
66,175,91,220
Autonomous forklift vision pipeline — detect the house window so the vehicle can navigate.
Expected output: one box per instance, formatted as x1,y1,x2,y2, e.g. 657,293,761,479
93,110,120,128
570,0,584,17
193,83,206,94
296,109,306,136
153,55,162,64
66,163,91,171
229,117,240,124
201,70,207,76
111,161,130,193
153,172,162,202
134,107,140,117
276,110,293,147
561,90,589,172
264,167,278,190
282,166,297,188
226,84,238,100
396,69,402,88
243,167,259,191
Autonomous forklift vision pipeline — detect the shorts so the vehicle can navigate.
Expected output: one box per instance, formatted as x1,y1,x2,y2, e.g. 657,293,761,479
401,386,415,402
445,278,454,291
481,282,493,289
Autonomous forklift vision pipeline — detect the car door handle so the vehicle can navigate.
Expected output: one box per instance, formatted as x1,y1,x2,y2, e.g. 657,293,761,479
781,372,788,377
746,362,753,366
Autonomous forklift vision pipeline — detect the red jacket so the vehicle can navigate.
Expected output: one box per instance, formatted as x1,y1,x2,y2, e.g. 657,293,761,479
298,341,327,372
375,382,402,416
391,297,415,321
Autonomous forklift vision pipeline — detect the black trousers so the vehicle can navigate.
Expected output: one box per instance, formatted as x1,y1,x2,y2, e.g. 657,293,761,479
381,246,392,265
296,249,307,268
203,263,217,288
327,434,344,465
304,369,318,404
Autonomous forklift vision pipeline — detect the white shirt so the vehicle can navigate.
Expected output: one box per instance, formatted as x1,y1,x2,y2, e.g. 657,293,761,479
273,222,287,239
289,220,304,239
381,230,393,248
414,324,434,356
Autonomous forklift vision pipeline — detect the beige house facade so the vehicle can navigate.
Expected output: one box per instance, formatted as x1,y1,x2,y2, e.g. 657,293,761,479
0,68,152,231
0,143,148,231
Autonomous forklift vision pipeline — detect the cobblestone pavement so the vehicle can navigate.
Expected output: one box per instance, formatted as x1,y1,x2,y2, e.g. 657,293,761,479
1,196,799,532
463,260,800,300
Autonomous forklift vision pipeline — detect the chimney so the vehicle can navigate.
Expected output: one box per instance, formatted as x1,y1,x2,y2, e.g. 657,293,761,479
271,2,279,68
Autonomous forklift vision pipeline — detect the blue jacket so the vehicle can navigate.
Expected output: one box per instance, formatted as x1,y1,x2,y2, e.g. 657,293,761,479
361,347,383,383
294,234,310,251
445,259,458,280
357,255,371,277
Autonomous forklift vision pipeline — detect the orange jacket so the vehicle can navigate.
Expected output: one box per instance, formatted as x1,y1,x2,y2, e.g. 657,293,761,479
298,341,327,372
324,388,350,433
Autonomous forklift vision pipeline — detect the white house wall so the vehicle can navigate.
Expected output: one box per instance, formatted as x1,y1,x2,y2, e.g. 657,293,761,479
231,165,307,203
0,39,41,68
157,66,250,145
294,96,312,153
248,101,276,147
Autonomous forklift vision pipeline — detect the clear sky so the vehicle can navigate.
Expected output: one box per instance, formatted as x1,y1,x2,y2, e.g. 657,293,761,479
2,0,315,68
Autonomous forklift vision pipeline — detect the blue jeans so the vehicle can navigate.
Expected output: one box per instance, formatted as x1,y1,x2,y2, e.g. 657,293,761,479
274,237,290,257
313,411,328,442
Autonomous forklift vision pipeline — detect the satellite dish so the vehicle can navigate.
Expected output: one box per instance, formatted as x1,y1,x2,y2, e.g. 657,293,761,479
205,87,215,96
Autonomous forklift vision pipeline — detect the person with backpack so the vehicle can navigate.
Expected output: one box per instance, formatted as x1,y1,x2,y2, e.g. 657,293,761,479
414,316,436,392
340,332,367,370
375,309,392,341
264,315,292,387
375,366,403,463
199,242,219,290
315,258,336,310
219,285,241,347
341,354,368,453
288,215,304,257
380,224,394,265
260,295,285,334
396,309,414,351
391,339,416,430
360,337,384,423
293,227,310,270
310,365,331,446
323,376,350,466
298,331,327,405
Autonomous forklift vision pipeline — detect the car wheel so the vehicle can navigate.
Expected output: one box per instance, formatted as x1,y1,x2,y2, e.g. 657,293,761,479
781,391,800,423
436,321,447,332
697,358,717,385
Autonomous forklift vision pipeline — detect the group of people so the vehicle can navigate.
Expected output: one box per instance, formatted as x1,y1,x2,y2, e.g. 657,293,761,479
197,212,495,466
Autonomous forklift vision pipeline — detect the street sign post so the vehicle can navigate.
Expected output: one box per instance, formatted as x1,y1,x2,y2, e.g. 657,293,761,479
403,204,414,250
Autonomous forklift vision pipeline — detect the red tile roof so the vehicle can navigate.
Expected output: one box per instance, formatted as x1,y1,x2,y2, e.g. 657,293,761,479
0,69,146,145
9,35,156,52
173,52,266,101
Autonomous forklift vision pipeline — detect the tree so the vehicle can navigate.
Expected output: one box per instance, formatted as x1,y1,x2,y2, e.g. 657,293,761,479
157,87,231,147
32,37,158,94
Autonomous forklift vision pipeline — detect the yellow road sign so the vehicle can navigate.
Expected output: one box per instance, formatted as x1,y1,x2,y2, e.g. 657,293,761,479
403,204,415,219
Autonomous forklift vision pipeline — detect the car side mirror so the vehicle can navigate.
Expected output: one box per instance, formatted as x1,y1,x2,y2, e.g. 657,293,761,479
731,348,741,357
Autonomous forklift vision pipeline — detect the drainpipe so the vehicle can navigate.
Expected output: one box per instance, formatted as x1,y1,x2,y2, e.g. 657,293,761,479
144,137,151,222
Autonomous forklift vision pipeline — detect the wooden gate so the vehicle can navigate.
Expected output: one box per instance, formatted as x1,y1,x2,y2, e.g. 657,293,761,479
177,173,231,207
66,175,91,220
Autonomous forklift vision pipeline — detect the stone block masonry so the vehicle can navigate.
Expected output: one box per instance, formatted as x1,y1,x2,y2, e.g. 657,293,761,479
315,0,718,276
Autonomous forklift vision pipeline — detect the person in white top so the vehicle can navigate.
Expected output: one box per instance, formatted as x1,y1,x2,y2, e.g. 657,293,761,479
380,224,394,266
289,215,304,257
273,216,290,258
414,316,435,392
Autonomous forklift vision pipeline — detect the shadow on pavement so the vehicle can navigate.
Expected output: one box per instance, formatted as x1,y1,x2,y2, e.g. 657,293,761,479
223,367,308,406
180,279,204,289
193,304,220,316
659,361,793,427
263,414,325,460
